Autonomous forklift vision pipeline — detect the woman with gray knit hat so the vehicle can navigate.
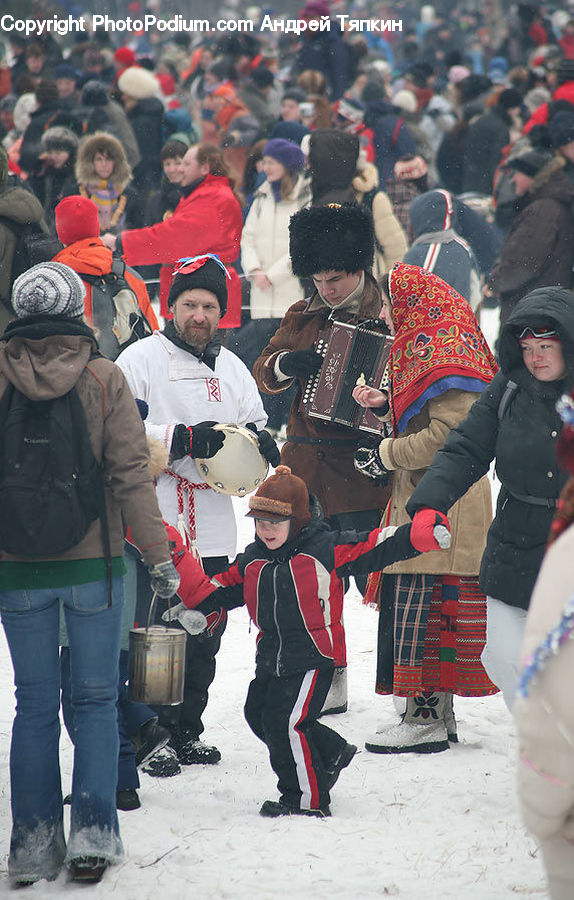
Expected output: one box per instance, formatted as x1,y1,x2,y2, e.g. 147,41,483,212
241,137,310,433
0,261,177,886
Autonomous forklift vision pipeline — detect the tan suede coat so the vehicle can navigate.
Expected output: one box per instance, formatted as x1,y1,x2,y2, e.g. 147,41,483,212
0,332,169,566
253,275,392,518
378,389,492,575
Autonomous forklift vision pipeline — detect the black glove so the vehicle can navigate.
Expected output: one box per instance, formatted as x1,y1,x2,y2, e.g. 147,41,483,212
170,422,225,460
353,446,390,486
246,423,281,467
148,560,181,599
277,349,324,379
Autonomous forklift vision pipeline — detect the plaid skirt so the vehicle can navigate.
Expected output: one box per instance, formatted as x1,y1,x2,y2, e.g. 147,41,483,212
375,573,498,697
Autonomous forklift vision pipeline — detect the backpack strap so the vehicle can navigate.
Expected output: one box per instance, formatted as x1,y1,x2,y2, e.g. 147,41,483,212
71,378,113,605
497,379,518,422
110,256,126,278
391,116,404,148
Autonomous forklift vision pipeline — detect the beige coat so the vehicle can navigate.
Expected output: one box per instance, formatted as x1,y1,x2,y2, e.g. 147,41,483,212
378,389,492,575
241,175,311,319
352,163,408,279
514,525,574,899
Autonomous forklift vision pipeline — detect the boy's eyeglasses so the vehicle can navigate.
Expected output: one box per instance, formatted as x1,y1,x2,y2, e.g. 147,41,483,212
254,517,290,526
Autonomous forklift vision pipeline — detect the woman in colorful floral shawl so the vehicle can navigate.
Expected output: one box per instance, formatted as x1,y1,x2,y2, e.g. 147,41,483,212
353,263,498,754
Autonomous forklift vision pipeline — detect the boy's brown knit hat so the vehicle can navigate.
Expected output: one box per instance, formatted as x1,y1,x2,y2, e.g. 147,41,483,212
247,465,311,536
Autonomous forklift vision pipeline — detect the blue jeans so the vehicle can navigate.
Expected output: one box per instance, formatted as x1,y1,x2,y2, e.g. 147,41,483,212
0,578,125,883
61,648,146,793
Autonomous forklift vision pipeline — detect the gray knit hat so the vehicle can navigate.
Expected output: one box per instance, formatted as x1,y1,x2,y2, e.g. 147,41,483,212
12,262,86,319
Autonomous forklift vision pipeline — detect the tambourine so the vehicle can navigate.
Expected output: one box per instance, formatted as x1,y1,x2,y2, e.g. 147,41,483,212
194,423,268,497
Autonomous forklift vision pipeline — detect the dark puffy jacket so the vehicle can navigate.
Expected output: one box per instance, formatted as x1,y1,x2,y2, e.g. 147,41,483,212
403,189,481,307
462,105,512,195
407,286,574,610
293,25,350,101
209,519,417,676
0,184,47,329
126,97,164,195
488,157,574,320
19,101,75,175
363,99,416,186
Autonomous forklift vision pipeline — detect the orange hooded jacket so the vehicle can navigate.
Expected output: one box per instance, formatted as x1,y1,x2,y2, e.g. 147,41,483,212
53,237,159,331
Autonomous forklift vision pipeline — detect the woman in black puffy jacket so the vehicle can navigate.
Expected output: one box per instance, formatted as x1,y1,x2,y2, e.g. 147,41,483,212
406,286,574,708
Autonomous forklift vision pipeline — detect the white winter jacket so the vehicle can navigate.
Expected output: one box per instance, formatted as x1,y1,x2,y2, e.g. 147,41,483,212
116,332,267,559
241,175,311,319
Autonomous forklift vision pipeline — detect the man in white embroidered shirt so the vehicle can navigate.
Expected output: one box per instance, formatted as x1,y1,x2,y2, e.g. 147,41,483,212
117,254,279,770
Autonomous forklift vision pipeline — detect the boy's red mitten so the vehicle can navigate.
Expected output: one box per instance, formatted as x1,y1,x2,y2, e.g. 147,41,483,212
410,508,451,552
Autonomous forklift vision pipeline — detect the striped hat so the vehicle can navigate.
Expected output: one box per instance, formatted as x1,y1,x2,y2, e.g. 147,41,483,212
12,262,86,320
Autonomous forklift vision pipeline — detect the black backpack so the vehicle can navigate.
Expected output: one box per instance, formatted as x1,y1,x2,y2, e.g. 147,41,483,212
84,258,153,361
0,382,106,558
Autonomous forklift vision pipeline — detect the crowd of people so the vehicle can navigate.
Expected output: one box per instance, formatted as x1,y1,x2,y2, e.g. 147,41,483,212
2,1,574,895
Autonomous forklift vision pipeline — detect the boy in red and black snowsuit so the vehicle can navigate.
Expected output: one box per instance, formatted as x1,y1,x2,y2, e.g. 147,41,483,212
187,465,443,818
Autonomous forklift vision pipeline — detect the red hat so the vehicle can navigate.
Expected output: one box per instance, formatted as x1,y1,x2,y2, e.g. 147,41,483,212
157,72,176,96
55,195,100,246
114,46,135,68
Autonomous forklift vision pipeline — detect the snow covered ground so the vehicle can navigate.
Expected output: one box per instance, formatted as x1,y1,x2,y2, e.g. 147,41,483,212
0,307,549,898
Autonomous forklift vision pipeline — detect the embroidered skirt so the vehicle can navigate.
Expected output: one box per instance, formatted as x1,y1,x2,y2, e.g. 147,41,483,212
375,573,498,697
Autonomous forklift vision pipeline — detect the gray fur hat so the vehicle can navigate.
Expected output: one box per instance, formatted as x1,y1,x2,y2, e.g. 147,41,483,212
12,262,86,319
41,126,79,156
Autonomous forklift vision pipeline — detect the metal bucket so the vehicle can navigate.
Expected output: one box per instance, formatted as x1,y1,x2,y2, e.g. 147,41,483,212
128,593,187,705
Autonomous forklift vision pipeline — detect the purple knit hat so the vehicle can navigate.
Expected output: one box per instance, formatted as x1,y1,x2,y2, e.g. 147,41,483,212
263,138,306,173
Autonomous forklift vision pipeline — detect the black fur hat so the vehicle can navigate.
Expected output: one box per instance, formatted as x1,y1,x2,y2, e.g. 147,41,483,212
289,203,374,277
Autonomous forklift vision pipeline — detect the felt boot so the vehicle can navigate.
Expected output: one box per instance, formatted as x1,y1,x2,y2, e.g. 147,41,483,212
365,693,450,754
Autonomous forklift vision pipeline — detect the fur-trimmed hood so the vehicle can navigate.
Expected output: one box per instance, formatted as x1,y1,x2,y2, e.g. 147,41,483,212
147,437,169,481
529,154,571,196
352,161,379,198
76,132,132,190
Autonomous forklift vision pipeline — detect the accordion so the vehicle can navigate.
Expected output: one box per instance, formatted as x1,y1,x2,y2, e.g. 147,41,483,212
300,320,393,436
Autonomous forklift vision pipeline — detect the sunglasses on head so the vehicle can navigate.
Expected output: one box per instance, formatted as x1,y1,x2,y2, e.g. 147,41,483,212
518,326,558,340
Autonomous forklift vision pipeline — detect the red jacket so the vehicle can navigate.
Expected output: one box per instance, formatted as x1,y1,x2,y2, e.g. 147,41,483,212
524,82,574,134
207,520,418,676
125,521,217,608
120,174,243,325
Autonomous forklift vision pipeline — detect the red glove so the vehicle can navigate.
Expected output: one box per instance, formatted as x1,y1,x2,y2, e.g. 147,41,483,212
410,508,451,552
164,523,218,607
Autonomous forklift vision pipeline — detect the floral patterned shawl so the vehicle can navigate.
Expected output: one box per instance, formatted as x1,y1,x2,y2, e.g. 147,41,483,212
388,263,497,434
